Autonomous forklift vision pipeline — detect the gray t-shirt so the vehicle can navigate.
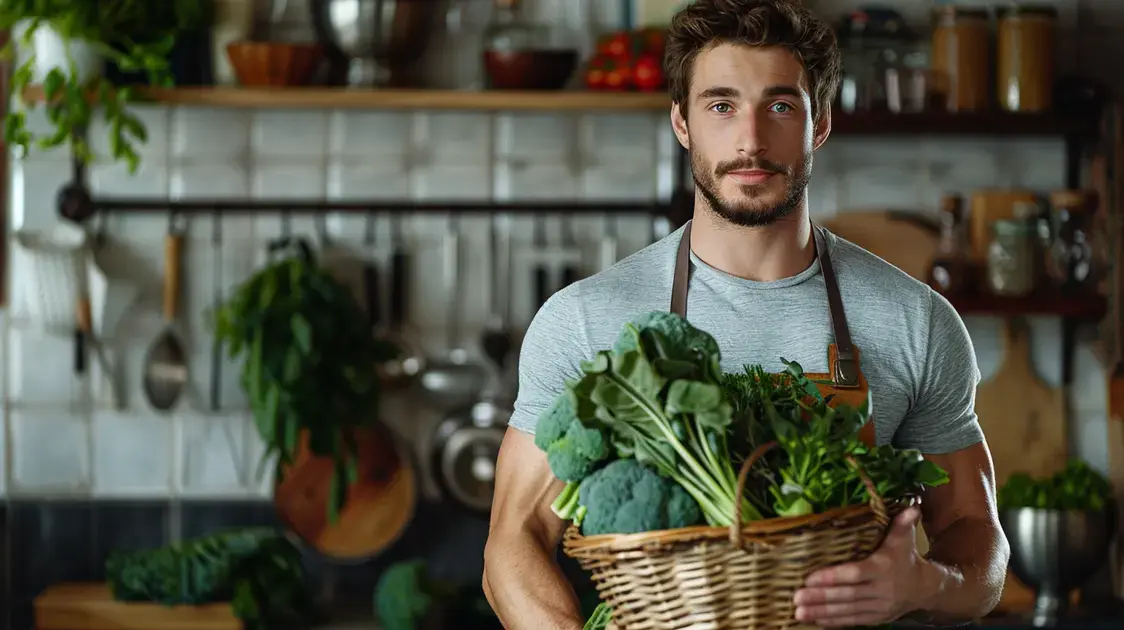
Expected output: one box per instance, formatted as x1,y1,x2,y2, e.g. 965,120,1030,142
508,222,984,454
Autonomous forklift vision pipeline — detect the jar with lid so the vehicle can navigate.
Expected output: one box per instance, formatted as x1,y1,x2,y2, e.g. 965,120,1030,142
997,5,1057,112
930,6,992,112
1046,189,1104,292
481,0,581,90
986,219,1037,297
928,193,969,295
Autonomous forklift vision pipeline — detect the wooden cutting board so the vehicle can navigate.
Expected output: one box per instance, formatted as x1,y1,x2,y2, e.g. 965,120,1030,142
821,210,939,281
34,583,240,630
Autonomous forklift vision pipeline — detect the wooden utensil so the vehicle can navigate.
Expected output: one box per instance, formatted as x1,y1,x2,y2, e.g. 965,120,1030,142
142,217,188,411
821,209,939,281
34,583,239,630
272,422,416,561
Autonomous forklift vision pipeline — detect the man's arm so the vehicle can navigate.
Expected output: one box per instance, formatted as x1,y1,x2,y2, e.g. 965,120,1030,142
898,290,1008,623
482,286,591,630
908,439,1009,625
483,429,585,630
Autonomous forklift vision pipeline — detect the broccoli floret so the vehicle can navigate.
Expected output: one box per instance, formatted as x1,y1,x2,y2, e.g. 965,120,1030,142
533,391,612,520
374,560,455,630
577,459,702,536
612,311,721,364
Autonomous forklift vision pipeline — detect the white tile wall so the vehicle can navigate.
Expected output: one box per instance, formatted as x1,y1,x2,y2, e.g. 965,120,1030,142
3,0,1121,499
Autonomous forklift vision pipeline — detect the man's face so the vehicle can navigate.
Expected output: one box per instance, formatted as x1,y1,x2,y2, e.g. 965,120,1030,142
671,43,827,227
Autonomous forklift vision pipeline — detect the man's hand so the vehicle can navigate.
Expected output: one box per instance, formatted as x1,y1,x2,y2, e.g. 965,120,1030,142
793,506,946,627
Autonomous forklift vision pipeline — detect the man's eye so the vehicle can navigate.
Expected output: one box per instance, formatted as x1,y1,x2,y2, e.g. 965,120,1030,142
712,103,732,113
771,103,792,113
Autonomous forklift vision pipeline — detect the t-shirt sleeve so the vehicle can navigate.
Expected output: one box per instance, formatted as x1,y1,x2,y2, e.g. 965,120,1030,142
506,285,591,436
892,289,985,454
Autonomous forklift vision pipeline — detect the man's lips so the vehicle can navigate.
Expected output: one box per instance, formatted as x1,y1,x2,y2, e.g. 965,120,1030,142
726,169,776,184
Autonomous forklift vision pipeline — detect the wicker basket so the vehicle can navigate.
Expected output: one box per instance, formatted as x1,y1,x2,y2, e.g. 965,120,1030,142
563,444,917,630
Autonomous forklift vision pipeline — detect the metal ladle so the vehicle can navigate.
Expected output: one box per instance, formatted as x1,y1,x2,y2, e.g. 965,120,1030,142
417,215,488,407
143,213,188,411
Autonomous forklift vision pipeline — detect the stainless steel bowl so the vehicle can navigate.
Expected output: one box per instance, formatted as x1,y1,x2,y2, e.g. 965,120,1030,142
1000,506,1116,626
310,0,438,86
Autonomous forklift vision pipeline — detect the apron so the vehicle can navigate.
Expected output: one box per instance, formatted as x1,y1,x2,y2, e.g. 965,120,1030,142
670,220,877,447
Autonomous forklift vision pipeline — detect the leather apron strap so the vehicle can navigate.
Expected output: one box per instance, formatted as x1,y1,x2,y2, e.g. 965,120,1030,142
670,220,859,388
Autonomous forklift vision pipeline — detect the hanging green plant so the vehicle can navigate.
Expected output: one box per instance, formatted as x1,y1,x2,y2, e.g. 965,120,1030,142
213,238,401,522
0,1,209,173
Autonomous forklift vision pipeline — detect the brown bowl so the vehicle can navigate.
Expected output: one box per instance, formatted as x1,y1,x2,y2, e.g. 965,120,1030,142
226,41,324,87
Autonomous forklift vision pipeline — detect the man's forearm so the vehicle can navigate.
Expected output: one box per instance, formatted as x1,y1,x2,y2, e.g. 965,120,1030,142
911,516,1010,625
482,528,585,630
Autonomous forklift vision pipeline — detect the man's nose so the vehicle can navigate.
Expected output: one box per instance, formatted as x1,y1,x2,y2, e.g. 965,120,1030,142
734,111,768,156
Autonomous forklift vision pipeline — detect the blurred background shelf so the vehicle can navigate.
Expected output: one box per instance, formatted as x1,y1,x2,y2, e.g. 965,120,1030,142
947,293,1108,319
19,86,1101,137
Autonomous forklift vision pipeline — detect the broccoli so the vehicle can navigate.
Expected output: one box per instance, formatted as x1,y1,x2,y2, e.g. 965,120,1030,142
533,390,612,520
374,560,500,630
577,459,702,536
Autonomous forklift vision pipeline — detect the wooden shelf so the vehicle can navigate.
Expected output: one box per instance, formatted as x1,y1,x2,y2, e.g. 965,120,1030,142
947,292,1107,319
21,86,1099,136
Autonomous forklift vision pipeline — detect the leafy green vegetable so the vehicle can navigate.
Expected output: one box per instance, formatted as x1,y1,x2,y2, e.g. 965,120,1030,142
584,602,613,630
577,459,702,536
998,459,1114,512
722,363,949,517
374,559,501,630
105,528,314,630
213,238,400,523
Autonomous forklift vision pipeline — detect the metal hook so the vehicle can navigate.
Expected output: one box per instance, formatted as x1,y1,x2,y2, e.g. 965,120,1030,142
168,210,188,235
316,213,331,247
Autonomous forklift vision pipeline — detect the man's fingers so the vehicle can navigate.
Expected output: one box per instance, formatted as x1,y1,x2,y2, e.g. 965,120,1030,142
804,555,884,586
793,584,879,605
794,600,886,623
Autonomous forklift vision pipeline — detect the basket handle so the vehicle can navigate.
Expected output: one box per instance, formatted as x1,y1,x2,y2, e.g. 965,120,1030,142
729,443,890,547
845,455,888,526
730,441,777,547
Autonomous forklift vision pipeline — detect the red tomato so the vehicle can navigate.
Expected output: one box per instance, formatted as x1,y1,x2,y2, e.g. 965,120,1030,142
598,32,632,59
633,54,663,91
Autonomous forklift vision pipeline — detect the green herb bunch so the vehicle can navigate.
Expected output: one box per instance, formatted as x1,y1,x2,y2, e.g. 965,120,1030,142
213,238,400,522
0,0,208,172
998,459,1114,512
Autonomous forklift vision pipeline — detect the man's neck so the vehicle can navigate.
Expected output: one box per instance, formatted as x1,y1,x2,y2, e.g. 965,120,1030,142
688,202,815,282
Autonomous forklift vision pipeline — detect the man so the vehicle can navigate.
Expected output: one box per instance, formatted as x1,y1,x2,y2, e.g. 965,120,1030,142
483,1,1009,627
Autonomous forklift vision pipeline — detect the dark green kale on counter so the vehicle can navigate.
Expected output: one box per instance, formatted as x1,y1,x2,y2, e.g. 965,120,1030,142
105,527,315,630
998,459,1114,512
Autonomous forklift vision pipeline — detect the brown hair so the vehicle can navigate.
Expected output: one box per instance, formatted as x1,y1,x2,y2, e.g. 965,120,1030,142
665,0,841,124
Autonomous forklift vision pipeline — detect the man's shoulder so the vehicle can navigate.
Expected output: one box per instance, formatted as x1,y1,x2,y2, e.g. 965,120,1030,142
824,228,935,307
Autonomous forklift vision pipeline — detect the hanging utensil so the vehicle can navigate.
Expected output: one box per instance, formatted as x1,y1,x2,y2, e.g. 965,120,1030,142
480,214,513,375
142,213,188,412
417,214,489,407
210,210,223,413
561,213,581,288
599,213,619,272
387,212,424,379
532,212,551,308
364,211,406,387
430,399,508,515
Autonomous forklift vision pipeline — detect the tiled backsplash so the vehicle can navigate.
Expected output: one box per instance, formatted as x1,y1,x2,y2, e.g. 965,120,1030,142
3,103,1112,502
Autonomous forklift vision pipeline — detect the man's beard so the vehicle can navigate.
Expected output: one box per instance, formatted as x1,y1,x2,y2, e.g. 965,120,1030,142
691,149,812,227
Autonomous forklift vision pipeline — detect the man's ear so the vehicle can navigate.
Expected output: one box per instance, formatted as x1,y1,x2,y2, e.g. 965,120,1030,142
671,102,690,150
812,107,832,150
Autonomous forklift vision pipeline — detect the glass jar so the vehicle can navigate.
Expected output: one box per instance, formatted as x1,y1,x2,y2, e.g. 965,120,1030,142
987,219,1037,296
481,0,581,90
997,5,1057,112
931,6,992,112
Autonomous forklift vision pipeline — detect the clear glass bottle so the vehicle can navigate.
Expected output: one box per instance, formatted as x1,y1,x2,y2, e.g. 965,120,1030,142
1046,189,1104,293
928,193,969,295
